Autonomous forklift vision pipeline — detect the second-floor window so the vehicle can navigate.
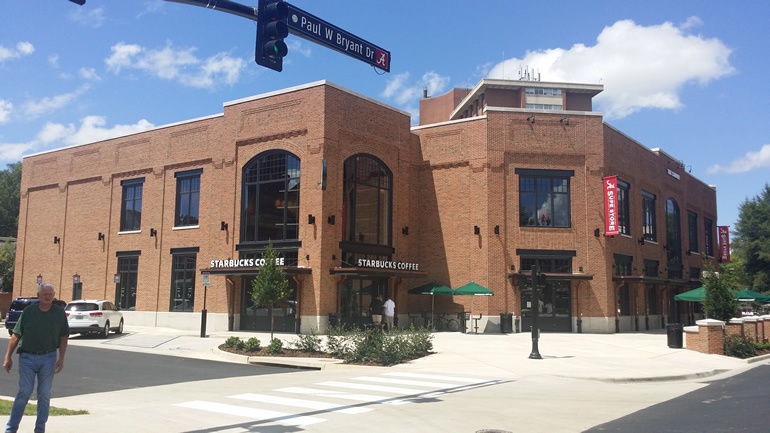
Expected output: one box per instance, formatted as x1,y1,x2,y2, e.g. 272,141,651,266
517,169,572,228
642,191,656,241
242,151,301,243
120,178,144,231
687,211,699,253
618,180,630,235
175,169,201,227
343,155,392,246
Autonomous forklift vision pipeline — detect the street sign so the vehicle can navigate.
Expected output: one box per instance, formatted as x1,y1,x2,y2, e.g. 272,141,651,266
202,272,210,287
287,4,390,72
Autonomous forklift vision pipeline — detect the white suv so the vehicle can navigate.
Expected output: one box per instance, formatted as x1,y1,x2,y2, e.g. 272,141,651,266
65,300,124,338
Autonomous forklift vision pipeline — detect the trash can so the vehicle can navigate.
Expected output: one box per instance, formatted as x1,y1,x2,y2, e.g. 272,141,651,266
328,313,338,328
666,323,683,348
500,313,513,334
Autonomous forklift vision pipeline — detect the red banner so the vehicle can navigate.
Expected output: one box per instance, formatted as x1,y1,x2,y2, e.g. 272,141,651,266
603,176,618,236
718,226,730,263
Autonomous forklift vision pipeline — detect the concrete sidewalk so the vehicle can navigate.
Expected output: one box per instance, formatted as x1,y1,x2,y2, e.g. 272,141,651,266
55,325,767,382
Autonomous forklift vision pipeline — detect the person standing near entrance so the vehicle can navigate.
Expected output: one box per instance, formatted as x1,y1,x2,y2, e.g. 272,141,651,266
369,295,384,328
383,295,395,331
4,283,69,433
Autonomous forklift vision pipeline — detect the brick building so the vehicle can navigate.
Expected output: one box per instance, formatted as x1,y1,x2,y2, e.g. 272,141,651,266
13,79,719,334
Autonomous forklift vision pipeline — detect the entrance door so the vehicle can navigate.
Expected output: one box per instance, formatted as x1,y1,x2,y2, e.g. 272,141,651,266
520,281,572,332
337,278,387,329
240,277,298,333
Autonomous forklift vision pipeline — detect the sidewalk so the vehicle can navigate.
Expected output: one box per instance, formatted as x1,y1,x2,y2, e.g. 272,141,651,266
54,325,767,382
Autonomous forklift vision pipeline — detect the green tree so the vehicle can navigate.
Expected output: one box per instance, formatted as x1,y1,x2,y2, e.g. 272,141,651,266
0,241,15,293
732,184,770,292
719,256,748,291
0,162,22,237
702,262,738,322
250,243,289,340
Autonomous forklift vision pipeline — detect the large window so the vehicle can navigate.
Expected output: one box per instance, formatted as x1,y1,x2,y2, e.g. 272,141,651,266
170,249,197,312
704,218,714,256
687,211,699,254
343,155,392,246
666,199,682,279
241,151,300,243
641,191,656,241
120,178,144,231
116,252,139,311
175,169,201,227
618,180,630,235
517,169,572,228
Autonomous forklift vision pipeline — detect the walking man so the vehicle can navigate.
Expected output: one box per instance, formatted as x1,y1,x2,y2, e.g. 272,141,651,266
383,295,396,331
4,283,69,433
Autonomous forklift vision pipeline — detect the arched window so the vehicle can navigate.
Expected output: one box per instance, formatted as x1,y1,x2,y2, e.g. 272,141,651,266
343,155,392,246
665,198,682,278
241,151,300,243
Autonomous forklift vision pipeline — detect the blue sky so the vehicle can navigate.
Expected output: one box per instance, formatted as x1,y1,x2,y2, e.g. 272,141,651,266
1,1,768,231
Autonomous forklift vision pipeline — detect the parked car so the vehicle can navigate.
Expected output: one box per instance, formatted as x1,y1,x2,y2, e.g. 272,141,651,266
6,297,68,335
65,300,124,338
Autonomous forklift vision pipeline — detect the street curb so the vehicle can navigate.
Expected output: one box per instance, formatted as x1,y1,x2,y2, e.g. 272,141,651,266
213,346,347,370
560,368,733,383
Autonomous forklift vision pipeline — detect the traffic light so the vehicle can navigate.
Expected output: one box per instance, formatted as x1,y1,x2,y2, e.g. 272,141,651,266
69,0,86,5
256,0,289,72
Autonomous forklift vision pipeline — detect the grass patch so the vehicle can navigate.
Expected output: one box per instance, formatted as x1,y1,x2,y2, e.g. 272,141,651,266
0,399,88,416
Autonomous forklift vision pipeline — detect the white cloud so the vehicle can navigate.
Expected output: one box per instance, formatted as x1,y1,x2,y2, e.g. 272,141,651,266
69,6,106,28
0,41,35,64
105,42,244,89
0,116,155,164
0,99,12,124
22,85,90,118
382,71,450,106
79,67,101,81
487,18,734,119
707,144,770,174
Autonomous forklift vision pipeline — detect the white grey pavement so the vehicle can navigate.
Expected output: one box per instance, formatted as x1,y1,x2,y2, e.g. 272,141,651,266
2,326,769,433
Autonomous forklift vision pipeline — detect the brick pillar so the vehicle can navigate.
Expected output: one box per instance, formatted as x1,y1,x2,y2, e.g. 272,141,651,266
745,317,759,343
696,319,725,355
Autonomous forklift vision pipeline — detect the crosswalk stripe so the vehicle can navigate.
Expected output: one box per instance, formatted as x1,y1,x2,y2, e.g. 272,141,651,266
230,393,371,414
317,380,426,395
276,386,387,403
352,375,461,388
174,400,325,426
383,372,493,383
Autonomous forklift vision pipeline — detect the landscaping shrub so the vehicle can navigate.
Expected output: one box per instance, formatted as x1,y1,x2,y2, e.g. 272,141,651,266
293,329,323,352
224,336,245,350
244,337,261,352
724,334,756,358
266,338,284,354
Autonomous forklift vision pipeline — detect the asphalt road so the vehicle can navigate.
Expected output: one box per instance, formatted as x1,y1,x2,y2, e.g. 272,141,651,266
0,344,306,399
584,364,770,432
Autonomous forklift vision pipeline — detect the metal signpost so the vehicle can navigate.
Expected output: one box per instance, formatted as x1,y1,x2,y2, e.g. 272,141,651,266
201,271,210,338
529,265,543,359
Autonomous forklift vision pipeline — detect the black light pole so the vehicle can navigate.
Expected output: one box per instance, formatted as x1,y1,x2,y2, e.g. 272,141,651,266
529,264,542,359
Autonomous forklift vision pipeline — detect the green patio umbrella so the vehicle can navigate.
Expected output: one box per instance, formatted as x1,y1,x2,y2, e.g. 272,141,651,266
674,286,706,302
734,289,770,303
408,281,454,325
454,282,493,330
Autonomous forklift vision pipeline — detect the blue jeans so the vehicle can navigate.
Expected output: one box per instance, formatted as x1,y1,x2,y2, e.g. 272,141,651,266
5,351,57,433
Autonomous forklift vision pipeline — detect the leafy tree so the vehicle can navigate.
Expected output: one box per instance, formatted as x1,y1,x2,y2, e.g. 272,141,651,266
0,162,22,237
250,242,289,340
719,256,748,291
732,184,770,292
0,241,15,293
702,261,738,322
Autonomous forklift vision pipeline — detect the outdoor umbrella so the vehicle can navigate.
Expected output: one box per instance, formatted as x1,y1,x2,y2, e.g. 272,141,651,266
674,286,706,302
453,282,494,331
407,281,455,325
734,289,770,303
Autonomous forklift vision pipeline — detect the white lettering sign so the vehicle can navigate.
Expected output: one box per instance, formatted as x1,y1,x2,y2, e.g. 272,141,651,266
209,257,285,268
356,259,420,271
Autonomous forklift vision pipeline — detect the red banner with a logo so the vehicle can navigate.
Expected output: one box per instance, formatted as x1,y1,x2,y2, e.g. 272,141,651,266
718,226,730,263
603,176,618,236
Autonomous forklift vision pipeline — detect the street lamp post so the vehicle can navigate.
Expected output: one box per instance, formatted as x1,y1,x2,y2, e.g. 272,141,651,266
529,264,542,359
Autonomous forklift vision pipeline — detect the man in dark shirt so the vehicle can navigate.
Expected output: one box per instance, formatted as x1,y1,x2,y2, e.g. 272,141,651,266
369,295,384,328
4,283,69,433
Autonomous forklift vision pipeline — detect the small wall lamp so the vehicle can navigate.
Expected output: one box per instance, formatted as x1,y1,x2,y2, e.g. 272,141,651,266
327,215,335,225
402,226,409,235
594,229,601,238
53,236,60,244
494,225,500,235
98,232,105,241
560,117,570,125
308,214,316,225
638,237,645,245
474,225,480,235
527,115,536,124
149,228,157,237
220,221,228,231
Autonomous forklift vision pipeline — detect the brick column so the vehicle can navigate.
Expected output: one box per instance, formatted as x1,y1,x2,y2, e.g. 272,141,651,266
696,319,725,355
